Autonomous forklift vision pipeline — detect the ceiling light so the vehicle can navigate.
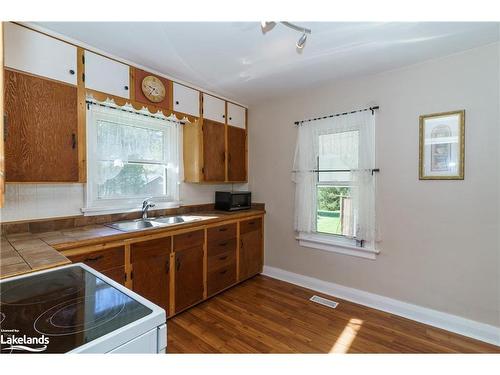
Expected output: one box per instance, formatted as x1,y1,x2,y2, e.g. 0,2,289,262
296,33,307,49
261,21,312,50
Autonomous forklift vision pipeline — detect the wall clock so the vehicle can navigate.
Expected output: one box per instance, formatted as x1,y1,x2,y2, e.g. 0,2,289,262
141,75,166,103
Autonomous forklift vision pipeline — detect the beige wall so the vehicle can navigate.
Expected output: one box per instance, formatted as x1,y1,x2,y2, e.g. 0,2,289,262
248,43,500,326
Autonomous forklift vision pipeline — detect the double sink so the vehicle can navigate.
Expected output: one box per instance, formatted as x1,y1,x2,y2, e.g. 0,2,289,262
106,215,213,232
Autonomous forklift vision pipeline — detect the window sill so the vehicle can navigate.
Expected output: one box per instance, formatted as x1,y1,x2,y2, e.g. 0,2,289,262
296,233,379,260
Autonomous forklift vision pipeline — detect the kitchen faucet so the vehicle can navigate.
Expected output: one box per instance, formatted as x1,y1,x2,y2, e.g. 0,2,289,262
142,198,155,219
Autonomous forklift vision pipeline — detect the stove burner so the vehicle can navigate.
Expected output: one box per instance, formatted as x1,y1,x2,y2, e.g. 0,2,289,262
34,295,126,336
0,268,84,306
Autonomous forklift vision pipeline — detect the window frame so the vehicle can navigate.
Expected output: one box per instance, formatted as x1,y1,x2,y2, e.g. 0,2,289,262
83,102,181,215
299,122,378,259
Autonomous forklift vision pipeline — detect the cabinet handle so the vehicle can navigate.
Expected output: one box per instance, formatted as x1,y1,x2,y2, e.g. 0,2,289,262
84,255,103,262
229,117,232,120
219,255,228,260
166,260,170,274
175,101,179,105
124,85,129,90
176,258,181,271
220,269,227,275
69,69,75,75
222,114,225,118
228,153,231,162
4,114,8,140
219,228,228,232
72,133,77,149
219,241,228,247
240,239,243,249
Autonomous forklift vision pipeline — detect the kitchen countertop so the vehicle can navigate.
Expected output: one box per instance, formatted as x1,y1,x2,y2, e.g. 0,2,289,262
0,235,70,279
1,209,265,278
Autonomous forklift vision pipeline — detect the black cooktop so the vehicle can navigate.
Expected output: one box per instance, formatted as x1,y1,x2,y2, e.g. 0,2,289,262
0,265,152,353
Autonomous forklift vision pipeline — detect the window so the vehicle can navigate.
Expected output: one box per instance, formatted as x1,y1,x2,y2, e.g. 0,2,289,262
293,110,378,259
84,99,181,214
317,130,359,239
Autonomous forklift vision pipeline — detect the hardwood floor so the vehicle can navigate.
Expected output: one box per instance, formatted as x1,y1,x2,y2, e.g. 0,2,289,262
167,275,499,353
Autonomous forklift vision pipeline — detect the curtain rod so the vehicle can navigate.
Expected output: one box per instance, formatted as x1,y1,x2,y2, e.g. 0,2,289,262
294,106,379,126
86,100,185,125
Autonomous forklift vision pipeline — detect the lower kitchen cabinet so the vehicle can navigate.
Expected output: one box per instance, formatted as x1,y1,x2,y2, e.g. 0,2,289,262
174,245,204,313
66,246,126,285
131,237,171,316
64,213,264,319
239,218,263,281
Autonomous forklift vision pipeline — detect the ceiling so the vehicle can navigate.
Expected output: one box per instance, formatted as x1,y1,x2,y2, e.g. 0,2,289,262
35,22,499,105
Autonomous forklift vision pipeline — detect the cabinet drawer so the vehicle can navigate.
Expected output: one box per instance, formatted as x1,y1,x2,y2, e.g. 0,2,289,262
131,237,171,262
67,246,124,272
208,249,236,273
240,218,262,234
173,229,204,251
207,223,236,242
101,266,126,285
207,237,236,257
207,264,236,296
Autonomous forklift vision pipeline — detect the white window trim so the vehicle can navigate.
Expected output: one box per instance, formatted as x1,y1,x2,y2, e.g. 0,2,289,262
83,99,182,216
297,232,379,260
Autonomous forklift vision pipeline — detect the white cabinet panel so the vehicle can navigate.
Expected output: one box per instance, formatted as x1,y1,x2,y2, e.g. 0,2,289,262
227,103,246,129
202,93,226,123
84,51,130,99
4,23,77,85
173,83,199,116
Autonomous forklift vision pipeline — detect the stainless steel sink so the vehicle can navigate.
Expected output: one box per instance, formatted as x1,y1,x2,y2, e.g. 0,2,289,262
106,215,212,232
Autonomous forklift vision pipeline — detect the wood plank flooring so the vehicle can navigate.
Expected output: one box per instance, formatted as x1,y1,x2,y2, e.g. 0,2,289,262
166,275,499,353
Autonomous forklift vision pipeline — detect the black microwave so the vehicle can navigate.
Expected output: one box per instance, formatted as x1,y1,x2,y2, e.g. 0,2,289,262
215,191,252,211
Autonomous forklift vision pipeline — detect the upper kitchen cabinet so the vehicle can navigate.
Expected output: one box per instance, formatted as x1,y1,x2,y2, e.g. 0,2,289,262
202,93,226,123
173,82,200,117
227,102,246,129
4,69,79,182
4,23,77,85
84,50,130,99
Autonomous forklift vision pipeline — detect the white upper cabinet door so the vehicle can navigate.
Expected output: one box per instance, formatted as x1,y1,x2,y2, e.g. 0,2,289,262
227,103,246,129
4,23,77,85
202,93,226,123
84,51,130,99
173,83,200,116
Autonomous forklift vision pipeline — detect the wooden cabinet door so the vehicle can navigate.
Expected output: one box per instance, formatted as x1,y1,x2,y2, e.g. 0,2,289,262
4,69,79,182
202,93,225,123
239,220,263,281
227,125,247,182
173,82,199,116
227,103,246,129
84,50,130,99
4,23,77,85
202,119,225,181
174,245,204,313
131,238,171,315
0,23,4,207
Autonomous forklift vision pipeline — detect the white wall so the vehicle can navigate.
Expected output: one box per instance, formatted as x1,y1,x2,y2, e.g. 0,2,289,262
248,43,500,327
0,182,246,222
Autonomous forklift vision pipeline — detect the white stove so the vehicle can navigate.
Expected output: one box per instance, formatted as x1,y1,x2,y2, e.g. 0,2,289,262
0,263,167,353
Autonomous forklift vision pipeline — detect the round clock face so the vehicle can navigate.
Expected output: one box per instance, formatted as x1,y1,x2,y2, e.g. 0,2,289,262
141,75,166,103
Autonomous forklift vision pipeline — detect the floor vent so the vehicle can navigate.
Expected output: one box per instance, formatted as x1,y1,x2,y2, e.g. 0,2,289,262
310,295,339,309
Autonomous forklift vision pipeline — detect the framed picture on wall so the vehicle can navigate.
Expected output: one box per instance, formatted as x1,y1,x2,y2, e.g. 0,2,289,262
419,110,465,180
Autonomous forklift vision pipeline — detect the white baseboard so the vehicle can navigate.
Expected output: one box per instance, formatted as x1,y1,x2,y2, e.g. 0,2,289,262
262,265,500,347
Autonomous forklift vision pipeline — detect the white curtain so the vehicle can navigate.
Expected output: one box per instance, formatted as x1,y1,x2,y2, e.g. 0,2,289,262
292,109,377,244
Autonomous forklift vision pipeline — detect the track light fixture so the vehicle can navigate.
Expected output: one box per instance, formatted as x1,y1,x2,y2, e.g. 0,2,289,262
260,21,312,50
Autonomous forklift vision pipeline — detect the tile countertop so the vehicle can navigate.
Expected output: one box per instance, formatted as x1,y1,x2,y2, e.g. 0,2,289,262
0,236,70,279
1,209,265,279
